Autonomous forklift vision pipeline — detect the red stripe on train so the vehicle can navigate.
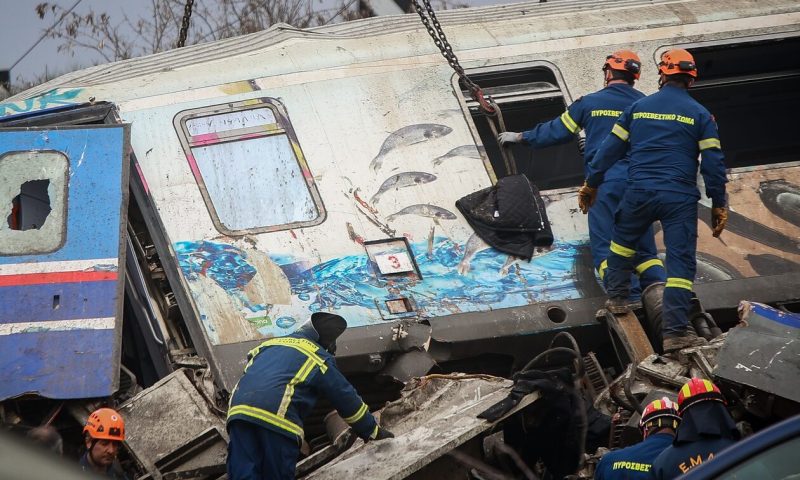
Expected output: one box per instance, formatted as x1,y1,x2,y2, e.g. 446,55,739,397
0,270,117,287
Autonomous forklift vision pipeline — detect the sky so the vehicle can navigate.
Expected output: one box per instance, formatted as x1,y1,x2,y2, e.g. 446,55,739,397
1,0,150,85
1,0,516,88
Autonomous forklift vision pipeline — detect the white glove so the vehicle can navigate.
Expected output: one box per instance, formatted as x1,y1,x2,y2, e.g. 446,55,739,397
497,132,523,146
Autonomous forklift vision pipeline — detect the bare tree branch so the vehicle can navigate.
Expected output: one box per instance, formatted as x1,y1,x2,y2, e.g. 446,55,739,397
36,0,367,66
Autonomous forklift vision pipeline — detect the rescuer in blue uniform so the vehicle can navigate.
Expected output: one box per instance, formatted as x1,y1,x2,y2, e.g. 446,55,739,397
651,378,739,479
595,398,680,480
498,50,665,304
583,49,729,352
226,312,394,479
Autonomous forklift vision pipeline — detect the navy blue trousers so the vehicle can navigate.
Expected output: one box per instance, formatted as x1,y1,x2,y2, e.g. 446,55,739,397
589,181,665,299
227,420,300,480
606,189,697,336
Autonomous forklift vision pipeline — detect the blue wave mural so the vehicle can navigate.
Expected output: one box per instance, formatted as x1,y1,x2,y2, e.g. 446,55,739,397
175,237,586,340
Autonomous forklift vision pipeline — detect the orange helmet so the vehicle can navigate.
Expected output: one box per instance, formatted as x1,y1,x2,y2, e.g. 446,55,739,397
603,50,642,80
678,378,725,413
658,49,697,78
639,398,681,435
83,408,125,442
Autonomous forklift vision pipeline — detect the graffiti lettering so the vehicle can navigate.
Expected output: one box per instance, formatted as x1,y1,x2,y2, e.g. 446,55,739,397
0,88,84,117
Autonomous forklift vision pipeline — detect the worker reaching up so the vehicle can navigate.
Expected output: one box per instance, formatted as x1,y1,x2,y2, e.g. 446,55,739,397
584,49,728,353
226,312,394,480
499,50,665,306
594,398,681,479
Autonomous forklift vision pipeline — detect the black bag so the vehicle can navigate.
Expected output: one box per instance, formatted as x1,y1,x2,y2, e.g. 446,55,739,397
455,174,553,259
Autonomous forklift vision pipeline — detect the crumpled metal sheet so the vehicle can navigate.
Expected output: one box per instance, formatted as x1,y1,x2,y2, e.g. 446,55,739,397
715,301,800,403
303,374,511,480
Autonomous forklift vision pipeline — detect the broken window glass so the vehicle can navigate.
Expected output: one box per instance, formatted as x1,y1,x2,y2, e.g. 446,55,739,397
0,151,68,255
176,100,324,234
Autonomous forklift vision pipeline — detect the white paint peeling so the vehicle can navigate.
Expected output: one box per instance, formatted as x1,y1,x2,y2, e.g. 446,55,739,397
0,317,115,335
0,258,118,275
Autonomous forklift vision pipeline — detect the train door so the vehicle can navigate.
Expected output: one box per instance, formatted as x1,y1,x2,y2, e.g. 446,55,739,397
0,125,130,400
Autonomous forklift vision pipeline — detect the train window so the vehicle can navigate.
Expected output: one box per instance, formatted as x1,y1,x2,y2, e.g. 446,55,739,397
460,66,584,190
0,151,68,255
684,35,800,169
174,99,325,235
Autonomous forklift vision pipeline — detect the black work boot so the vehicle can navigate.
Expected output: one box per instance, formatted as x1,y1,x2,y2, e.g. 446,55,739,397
662,332,708,353
605,297,633,314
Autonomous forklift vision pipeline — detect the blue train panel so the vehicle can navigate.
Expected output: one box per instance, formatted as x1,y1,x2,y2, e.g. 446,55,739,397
0,125,130,400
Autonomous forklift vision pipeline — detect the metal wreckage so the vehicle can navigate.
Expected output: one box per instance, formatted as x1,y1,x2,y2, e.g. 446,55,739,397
2,0,800,478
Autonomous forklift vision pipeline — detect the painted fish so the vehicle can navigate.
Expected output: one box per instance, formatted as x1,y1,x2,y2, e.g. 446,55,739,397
432,145,485,166
458,232,490,274
697,204,800,254
370,171,437,204
696,252,740,282
369,124,453,172
758,179,800,227
746,253,800,276
386,204,457,222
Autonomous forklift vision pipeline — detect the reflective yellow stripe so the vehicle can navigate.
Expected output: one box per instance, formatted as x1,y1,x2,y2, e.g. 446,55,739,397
597,259,608,280
343,402,368,425
247,338,328,373
680,384,691,399
611,124,629,141
369,425,379,439
228,405,304,437
560,111,580,134
635,259,664,275
277,358,317,417
665,277,693,290
698,138,721,150
703,379,714,392
610,241,636,258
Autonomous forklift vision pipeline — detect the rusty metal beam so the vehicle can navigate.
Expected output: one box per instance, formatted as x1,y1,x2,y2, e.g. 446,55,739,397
605,311,654,364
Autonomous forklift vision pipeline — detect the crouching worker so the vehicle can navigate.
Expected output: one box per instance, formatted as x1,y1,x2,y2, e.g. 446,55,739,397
226,312,394,480
652,378,740,478
595,398,680,479
81,408,129,479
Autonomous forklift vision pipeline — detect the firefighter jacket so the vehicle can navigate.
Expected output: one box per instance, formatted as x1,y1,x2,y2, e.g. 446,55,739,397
226,329,378,442
593,432,673,480
586,84,727,207
521,83,644,182
650,402,739,479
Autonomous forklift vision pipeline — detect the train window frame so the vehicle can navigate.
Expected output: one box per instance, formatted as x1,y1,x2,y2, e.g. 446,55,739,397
656,33,800,170
173,98,326,236
454,61,584,192
0,150,69,256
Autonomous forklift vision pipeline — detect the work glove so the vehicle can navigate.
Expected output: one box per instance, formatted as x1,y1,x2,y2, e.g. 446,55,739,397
711,206,728,237
497,131,523,146
370,427,395,441
577,181,597,214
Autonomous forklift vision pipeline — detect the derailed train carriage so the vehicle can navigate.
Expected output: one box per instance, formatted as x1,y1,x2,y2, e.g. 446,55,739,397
1,0,799,476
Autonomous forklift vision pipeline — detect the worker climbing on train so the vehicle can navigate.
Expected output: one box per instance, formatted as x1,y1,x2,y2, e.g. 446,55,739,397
583,49,728,352
594,398,681,479
498,50,665,304
651,378,739,478
226,312,394,480
80,408,129,479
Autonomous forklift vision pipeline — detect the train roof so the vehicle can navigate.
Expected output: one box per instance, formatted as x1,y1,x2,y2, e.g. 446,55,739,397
7,0,799,106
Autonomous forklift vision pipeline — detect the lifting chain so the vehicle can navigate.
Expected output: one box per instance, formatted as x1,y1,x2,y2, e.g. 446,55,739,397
410,0,516,175
177,0,194,48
